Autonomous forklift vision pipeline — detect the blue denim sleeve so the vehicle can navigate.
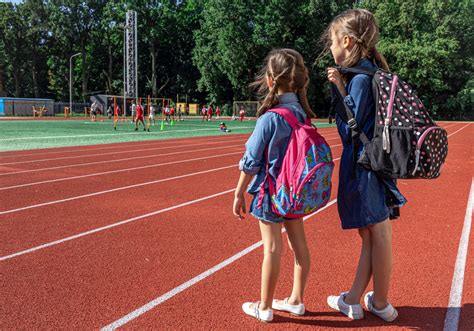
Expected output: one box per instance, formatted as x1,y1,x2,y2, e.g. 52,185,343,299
343,74,373,128
239,113,276,175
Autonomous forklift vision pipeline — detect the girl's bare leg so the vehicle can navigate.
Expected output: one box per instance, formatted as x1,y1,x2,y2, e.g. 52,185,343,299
258,220,283,310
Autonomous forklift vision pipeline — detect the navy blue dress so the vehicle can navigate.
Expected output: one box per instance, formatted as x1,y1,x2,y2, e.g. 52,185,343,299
336,59,407,229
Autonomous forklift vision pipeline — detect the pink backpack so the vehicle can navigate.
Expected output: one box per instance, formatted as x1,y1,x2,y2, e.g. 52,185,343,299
258,108,334,218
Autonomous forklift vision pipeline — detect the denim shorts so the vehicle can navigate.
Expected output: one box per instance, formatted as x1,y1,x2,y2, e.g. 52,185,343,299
249,192,294,224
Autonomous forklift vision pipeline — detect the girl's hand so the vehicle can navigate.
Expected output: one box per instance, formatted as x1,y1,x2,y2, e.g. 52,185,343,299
233,195,247,220
327,68,347,97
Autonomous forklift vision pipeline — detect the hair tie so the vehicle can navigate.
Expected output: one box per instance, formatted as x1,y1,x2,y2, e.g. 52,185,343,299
356,38,363,43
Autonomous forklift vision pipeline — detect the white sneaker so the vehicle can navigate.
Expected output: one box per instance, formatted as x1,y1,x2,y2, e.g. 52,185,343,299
242,302,273,322
364,291,398,322
272,298,305,316
327,292,364,320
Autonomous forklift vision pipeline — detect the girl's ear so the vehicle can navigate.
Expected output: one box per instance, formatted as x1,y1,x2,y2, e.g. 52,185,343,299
342,35,353,50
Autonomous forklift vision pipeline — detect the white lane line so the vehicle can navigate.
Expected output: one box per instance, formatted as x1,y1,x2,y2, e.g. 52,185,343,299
439,123,456,130
0,189,237,262
0,138,247,166
444,178,474,331
0,135,250,159
1,139,342,179
100,199,338,330
0,137,339,169
446,123,471,138
438,121,474,124
0,164,237,215
0,143,245,178
0,157,341,260
0,151,243,191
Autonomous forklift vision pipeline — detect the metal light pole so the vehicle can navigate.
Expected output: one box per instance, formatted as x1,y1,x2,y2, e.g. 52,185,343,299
69,52,81,113
123,25,127,118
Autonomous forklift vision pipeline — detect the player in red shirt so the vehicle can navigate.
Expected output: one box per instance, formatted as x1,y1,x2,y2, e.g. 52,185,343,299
207,105,213,121
239,107,245,121
135,101,146,131
170,106,175,122
215,106,221,119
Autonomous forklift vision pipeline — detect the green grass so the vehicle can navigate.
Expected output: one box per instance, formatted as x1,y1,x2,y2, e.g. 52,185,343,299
0,117,336,151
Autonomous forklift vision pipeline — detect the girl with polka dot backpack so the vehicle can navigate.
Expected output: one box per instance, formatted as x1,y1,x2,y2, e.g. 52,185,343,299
332,65,448,179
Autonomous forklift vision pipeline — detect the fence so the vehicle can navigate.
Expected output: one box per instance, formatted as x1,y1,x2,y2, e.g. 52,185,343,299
0,98,55,117
53,102,90,116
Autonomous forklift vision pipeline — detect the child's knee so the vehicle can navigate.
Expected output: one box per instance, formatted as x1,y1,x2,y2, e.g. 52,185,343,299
369,220,392,243
263,240,283,257
358,227,371,240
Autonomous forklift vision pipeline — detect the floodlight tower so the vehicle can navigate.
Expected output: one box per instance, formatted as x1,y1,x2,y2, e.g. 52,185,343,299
125,10,138,105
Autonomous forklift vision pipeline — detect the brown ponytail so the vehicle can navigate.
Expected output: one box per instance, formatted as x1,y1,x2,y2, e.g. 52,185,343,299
251,48,316,118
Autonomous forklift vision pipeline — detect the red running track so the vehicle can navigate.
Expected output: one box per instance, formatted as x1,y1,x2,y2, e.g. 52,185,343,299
0,123,472,330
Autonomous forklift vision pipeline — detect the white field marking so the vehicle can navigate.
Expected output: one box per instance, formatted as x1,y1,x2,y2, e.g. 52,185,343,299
0,135,249,159
0,164,237,215
0,138,247,165
0,189,237,262
100,199,338,330
446,123,471,138
0,126,255,142
443,178,474,331
0,143,245,177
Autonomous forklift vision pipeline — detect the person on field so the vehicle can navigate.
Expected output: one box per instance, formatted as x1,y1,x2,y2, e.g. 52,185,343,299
219,122,231,132
201,105,208,121
135,101,146,131
149,104,156,126
90,101,98,122
239,107,245,121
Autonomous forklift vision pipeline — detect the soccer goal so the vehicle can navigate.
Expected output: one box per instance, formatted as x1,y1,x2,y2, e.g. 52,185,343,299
233,101,260,118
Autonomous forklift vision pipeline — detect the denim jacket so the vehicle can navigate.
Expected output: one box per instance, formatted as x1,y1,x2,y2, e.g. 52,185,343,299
239,92,307,194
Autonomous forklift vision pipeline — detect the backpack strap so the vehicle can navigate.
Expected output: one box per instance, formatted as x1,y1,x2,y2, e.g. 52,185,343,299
338,66,377,76
257,107,301,210
268,108,299,128
330,78,370,178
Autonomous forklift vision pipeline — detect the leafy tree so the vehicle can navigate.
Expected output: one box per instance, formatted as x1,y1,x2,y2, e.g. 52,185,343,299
0,2,28,97
0,0,470,120
362,0,473,119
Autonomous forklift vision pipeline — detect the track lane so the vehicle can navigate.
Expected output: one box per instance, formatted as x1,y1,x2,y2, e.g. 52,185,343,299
0,143,246,188
106,122,474,329
0,138,249,173
0,122,471,329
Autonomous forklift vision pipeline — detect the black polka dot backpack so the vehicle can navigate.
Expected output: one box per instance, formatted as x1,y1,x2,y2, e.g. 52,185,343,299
331,66,448,179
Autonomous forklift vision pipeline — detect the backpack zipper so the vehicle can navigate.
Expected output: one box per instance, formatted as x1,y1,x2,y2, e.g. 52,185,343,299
383,75,399,153
412,126,441,176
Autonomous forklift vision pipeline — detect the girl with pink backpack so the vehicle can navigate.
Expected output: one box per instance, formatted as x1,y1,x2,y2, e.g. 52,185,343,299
233,48,333,322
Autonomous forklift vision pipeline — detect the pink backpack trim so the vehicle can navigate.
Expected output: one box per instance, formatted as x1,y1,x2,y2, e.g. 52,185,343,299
257,108,334,218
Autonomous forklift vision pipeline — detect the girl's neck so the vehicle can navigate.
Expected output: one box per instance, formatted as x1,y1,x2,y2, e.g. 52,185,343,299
277,90,295,96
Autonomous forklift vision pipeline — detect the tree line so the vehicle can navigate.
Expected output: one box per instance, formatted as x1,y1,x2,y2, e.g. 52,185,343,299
0,0,472,119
